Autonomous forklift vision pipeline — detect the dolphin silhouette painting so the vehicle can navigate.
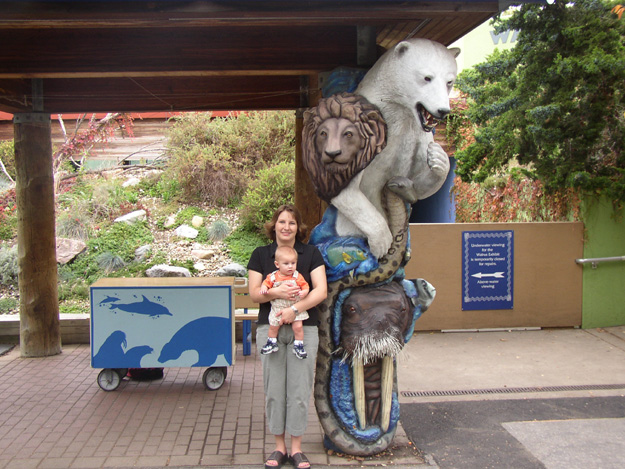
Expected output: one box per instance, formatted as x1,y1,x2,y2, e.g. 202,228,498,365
98,295,120,307
158,316,231,366
108,295,172,318
93,330,154,368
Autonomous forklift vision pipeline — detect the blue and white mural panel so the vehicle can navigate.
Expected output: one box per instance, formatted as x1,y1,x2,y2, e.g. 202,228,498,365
90,285,233,369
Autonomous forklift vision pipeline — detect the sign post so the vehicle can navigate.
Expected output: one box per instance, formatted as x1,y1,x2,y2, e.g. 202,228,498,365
462,230,514,311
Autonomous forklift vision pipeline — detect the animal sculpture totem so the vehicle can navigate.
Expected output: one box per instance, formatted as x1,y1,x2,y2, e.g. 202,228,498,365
302,39,459,456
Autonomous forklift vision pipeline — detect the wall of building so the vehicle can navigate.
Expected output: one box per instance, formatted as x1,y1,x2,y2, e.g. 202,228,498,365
405,222,584,331
580,197,625,328
450,14,518,72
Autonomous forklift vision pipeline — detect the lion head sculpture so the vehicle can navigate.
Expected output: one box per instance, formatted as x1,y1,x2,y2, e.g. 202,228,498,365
302,93,387,202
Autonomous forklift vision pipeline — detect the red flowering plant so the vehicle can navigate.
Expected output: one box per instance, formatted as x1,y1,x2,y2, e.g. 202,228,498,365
53,113,134,174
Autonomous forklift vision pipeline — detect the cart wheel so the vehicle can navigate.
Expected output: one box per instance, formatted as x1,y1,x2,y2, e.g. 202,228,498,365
97,368,122,391
115,368,129,378
203,367,227,390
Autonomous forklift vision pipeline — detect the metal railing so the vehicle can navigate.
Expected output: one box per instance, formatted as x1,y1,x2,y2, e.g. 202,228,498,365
575,255,625,269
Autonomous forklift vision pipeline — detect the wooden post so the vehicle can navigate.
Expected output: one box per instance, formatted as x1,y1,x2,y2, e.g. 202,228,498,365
14,112,61,357
295,74,325,237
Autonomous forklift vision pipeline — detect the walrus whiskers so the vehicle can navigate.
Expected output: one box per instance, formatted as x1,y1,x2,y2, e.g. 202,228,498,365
338,331,404,366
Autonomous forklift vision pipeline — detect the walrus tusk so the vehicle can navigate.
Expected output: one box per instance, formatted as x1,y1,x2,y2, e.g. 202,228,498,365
353,358,366,429
380,356,393,432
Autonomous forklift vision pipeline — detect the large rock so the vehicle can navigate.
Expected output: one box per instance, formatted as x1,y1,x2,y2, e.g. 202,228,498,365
115,209,147,224
145,264,191,278
122,177,141,187
174,224,198,239
163,215,176,229
56,238,87,264
135,244,152,262
215,263,247,277
191,215,204,228
191,248,217,260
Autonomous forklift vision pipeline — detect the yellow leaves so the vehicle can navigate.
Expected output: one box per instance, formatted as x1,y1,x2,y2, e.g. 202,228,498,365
612,5,624,19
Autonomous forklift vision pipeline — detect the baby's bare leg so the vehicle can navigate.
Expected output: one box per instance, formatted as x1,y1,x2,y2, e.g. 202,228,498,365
291,320,304,342
268,324,280,339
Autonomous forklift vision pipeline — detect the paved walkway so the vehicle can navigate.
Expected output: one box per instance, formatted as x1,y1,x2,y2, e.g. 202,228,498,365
1,326,624,468
0,340,424,469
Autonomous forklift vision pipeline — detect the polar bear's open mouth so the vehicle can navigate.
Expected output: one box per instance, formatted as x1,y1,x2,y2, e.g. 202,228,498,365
417,103,441,132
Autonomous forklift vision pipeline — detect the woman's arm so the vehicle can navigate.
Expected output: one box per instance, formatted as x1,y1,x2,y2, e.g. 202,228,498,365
248,270,302,304
277,264,327,324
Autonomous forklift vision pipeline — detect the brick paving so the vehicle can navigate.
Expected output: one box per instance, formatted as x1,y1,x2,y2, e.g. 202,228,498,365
0,344,426,468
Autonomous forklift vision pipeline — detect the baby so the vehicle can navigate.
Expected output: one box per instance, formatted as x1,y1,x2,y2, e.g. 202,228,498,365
259,246,309,359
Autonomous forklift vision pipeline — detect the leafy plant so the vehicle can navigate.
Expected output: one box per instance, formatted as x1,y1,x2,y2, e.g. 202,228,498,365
0,245,18,286
164,111,295,206
138,172,180,202
65,220,153,284
57,211,92,240
59,301,89,315
207,219,231,242
225,226,269,266
0,140,15,184
0,297,18,314
0,188,17,241
96,251,127,273
452,175,581,223
174,206,208,226
454,0,625,204
239,160,295,232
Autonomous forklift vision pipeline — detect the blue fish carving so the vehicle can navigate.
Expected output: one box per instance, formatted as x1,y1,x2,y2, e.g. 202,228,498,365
108,295,172,317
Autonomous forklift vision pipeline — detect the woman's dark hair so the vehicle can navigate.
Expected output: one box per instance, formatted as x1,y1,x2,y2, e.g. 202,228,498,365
264,204,308,242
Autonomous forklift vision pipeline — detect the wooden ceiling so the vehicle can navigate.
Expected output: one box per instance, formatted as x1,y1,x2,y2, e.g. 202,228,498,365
0,1,502,113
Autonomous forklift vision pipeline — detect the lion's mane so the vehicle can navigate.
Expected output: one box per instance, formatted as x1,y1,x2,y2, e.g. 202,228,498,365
302,92,386,201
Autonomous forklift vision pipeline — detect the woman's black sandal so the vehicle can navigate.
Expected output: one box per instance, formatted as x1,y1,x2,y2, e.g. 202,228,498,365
290,452,311,469
264,450,288,469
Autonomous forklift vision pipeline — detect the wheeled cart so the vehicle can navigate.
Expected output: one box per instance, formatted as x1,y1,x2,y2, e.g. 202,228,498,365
90,277,237,391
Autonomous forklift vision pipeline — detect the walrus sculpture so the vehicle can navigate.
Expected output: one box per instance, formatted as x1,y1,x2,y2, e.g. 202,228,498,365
303,90,440,456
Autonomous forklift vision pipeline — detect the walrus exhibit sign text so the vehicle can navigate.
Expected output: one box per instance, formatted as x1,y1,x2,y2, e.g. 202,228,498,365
462,230,514,310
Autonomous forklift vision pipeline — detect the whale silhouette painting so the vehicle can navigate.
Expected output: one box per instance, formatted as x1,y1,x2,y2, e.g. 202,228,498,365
159,316,231,366
107,295,172,318
92,330,154,368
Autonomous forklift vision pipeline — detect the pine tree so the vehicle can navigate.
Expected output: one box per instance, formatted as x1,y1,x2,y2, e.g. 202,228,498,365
455,0,625,203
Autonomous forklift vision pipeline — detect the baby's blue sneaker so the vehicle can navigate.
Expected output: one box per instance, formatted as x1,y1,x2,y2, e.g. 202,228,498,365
293,343,307,359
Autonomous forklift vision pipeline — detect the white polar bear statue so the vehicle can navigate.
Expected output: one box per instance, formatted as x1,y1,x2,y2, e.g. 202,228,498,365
331,38,460,258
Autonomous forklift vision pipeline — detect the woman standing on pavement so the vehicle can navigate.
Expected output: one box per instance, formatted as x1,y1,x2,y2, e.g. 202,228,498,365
247,204,327,469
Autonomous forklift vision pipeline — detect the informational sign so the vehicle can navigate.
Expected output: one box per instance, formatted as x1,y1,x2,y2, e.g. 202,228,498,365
462,230,514,310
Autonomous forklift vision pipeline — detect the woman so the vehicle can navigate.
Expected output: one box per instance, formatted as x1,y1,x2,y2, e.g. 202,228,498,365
248,204,327,469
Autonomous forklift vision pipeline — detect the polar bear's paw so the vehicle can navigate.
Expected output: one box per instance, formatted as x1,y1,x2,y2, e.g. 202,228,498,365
367,227,393,260
426,141,450,176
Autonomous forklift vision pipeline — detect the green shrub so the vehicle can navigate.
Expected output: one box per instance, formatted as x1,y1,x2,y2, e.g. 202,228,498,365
239,160,295,232
139,172,179,202
0,188,17,241
0,140,15,180
0,297,18,314
59,301,89,315
0,245,18,286
57,275,90,301
207,219,230,242
64,220,153,284
225,226,269,266
96,252,127,273
57,211,92,240
164,111,295,206
0,208,17,241
174,206,208,226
